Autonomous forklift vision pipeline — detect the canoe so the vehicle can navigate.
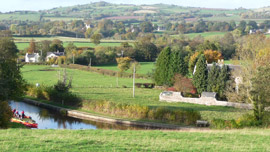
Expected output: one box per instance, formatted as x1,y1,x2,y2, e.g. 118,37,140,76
11,118,38,128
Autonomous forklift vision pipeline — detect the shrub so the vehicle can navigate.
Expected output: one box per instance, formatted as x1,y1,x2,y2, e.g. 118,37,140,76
83,101,201,125
26,84,82,107
173,74,197,94
211,114,262,129
0,101,13,129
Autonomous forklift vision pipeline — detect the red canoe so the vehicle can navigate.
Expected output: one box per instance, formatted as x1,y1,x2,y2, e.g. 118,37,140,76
11,118,38,128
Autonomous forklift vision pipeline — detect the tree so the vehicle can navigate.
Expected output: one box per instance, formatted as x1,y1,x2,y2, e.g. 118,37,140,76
27,39,36,54
230,34,270,121
171,49,188,76
154,47,172,86
90,33,102,45
203,50,223,63
65,42,77,59
207,63,220,92
193,55,208,94
220,33,236,59
39,40,52,61
189,51,201,73
0,37,25,128
217,65,230,100
116,57,132,72
50,39,64,52
134,39,158,62
84,28,93,38
74,50,95,66
140,21,154,33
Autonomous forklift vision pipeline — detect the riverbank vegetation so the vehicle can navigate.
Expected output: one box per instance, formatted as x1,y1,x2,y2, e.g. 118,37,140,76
1,129,270,151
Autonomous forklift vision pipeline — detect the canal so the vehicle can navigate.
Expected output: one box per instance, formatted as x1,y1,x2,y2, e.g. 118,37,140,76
9,101,143,130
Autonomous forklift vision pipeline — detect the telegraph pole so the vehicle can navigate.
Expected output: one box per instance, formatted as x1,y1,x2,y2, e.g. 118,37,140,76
133,64,135,98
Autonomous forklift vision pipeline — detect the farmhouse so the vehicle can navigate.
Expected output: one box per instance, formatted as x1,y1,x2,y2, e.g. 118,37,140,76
46,52,65,61
25,53,40,63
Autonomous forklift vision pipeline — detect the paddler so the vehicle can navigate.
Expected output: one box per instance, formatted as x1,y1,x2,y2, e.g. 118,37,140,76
21,111,25,119
16,111,21,118
12,109,16,116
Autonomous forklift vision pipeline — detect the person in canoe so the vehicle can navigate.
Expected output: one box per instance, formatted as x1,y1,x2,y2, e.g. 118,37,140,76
12,109,16,117
15,111,21,118
21,111,25,119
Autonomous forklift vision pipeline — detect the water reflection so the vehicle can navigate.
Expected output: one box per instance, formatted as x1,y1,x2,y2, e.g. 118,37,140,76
9,101,144,130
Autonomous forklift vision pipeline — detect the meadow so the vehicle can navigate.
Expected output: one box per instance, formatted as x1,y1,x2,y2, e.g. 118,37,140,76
15,42,123,50
22,65,251,121
1,129,270,151
181,32,228,39
93,62,155,75
14,36,134,50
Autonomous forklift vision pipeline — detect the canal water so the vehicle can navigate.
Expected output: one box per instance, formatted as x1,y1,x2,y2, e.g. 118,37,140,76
9,101,142,130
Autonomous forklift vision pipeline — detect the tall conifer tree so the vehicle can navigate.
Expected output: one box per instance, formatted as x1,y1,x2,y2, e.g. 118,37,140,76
193,54,208,94
154,47,172,86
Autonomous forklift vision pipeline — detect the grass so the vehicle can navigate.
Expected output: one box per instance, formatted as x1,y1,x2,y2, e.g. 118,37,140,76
93,62,155,75
22,65,251,121
179,32,228,39
9,122,28,129
16,42,122,50
1,129,270,151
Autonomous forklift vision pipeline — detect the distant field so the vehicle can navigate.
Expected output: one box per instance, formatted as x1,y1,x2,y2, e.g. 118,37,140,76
174,32,227,39
16,42,123,50
13,36,134,43
0,13,40,21
1,129,270,151
43,17,84,21
93,62,155,75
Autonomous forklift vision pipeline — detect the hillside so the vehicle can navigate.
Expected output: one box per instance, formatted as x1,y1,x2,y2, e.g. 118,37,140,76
0,2,249,22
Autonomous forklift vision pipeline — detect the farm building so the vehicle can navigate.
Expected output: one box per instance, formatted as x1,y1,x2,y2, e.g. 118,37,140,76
25,53,40,63
46,52,65,61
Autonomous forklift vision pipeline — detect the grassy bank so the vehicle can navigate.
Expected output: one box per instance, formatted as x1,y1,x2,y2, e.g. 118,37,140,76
21,65,251,121
1,129,270,151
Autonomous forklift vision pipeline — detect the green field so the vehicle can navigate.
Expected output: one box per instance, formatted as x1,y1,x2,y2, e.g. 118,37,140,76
16,42,122,50
14,36,134,50
22,65,251,121
0,13,40,21
93,62,155,75
1,129,270,151
180,32,228,39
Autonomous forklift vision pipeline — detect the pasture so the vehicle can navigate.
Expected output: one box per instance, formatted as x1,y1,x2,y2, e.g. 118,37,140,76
93,62,155,75
181,32,228,39
14,36,133,50
15,42,123,50
1,129,270,151
22,65,251,121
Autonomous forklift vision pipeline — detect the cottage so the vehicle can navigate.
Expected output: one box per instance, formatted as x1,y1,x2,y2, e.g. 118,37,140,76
25,53,40,63
46,52,65,62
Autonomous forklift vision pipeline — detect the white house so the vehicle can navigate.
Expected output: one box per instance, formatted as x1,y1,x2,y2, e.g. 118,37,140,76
46,52,65,61
25,53,40,63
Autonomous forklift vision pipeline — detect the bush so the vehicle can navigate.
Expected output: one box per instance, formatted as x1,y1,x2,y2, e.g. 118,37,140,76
26,85,82,107
83,101,201,125
0,101,13,129
211,114,262,129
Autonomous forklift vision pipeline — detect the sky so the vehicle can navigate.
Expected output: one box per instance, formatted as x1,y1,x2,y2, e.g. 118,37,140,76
2,0,270,12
